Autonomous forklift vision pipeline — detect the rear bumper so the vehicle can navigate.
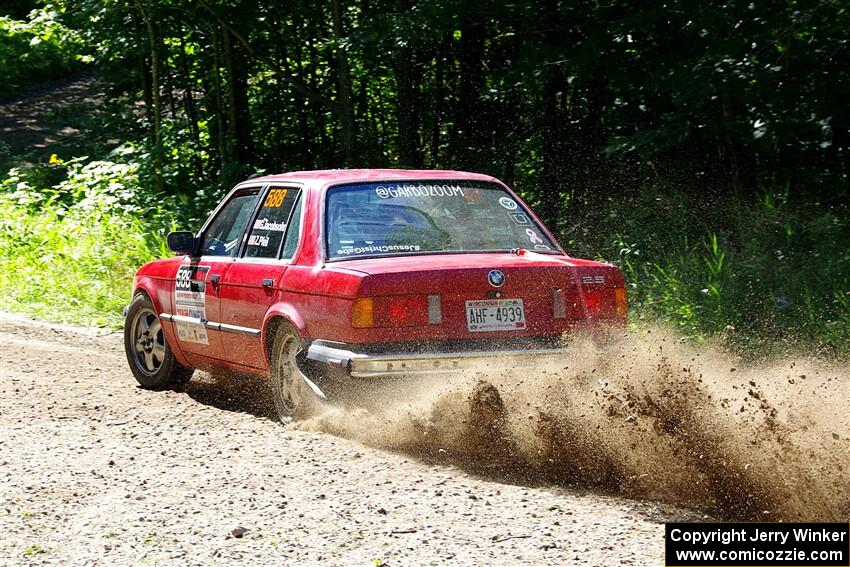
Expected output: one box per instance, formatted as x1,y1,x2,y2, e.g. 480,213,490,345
306,340,570,378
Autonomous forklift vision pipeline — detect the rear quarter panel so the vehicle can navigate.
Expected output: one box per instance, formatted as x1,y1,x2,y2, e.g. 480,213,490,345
269,264,366,340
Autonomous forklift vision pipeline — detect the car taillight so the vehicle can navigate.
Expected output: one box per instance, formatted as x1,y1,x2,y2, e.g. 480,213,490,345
583,290,613,316
615,287,628,318
351,298,374,328
571,288,627,319
352,295,437,328
382,295,428,326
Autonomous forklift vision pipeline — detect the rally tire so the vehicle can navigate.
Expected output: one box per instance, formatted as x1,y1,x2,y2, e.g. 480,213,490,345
270,323,316,424
124,293,193,389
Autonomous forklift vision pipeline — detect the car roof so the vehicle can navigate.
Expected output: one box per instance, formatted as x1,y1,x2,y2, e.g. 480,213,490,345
244,169,500,188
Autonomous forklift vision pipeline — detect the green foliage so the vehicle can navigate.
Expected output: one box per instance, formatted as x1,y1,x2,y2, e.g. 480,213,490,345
588,187,850,356
154,117,226,226
0,147,174,327
0,6,88,97
2,0,848,354
57,0,847,206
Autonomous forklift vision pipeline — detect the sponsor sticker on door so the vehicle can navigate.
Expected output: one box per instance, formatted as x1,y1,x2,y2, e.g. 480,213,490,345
175,265,209,344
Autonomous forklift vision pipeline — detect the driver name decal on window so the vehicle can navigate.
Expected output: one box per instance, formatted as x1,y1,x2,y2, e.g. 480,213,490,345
252,218,288,231
248,234,270,247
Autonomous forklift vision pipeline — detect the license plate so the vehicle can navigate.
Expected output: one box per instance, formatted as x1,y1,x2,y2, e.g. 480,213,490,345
466,299,526,332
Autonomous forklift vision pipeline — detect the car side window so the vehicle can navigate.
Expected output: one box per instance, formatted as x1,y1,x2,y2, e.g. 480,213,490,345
244,187,301,259
280,194,304,260
198,190,259,257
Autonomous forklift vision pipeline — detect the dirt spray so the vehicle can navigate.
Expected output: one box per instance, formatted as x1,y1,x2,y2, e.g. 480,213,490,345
295,327,850,521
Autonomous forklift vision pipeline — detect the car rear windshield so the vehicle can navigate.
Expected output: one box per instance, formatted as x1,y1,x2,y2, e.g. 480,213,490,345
325,181,560,259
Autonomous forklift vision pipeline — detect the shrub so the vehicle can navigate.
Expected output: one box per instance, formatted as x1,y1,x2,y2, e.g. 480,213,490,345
0,7,88,97
0,146,174,327
590,187,850,357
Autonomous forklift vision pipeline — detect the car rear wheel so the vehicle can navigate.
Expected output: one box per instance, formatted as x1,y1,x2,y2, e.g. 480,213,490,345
124,293,193,389
270,324,318,423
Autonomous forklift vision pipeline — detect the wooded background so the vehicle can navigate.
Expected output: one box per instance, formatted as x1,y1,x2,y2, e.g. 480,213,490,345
2,0,848,350
7,0,849,224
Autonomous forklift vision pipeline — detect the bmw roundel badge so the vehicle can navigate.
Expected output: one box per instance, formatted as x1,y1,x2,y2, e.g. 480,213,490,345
487,269,505,288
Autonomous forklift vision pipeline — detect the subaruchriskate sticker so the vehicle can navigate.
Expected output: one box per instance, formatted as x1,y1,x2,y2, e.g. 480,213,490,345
175,265,210,344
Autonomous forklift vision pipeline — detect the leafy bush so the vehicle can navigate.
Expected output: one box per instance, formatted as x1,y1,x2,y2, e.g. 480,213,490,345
0,7,88,97
0,146,175,327
581,187,850,357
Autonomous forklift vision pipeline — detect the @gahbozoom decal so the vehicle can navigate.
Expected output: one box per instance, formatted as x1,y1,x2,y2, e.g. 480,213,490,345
175,265,210,345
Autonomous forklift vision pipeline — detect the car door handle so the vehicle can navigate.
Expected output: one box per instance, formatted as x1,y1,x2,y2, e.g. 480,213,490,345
209,274,221,285
262,278,274,288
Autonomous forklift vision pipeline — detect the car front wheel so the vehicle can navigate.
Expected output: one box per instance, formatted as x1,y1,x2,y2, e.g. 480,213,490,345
124,293,193,389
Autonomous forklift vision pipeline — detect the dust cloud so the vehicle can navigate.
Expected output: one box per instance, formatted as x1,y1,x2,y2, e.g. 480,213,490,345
295,327,850,521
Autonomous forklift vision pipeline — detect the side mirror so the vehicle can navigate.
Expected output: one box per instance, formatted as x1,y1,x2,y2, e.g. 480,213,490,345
167,231,197,256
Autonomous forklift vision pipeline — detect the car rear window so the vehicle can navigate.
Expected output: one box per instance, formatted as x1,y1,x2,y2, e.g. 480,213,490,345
325,181,559,259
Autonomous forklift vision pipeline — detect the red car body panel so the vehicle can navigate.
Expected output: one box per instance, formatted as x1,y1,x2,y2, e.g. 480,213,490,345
129,170,627,378
133,258,193,368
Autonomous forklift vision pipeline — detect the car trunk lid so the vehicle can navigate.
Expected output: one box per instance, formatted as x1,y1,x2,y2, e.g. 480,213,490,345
336,251,625,340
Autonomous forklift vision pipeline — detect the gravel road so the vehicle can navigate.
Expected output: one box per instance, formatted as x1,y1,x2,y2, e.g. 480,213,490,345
0,312,699,566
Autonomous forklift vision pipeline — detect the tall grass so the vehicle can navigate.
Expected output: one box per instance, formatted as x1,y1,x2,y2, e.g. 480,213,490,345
0,149,173,327
584,187,850,357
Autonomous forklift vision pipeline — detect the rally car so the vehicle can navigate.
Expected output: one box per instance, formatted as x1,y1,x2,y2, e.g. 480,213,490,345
124,169,627,422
